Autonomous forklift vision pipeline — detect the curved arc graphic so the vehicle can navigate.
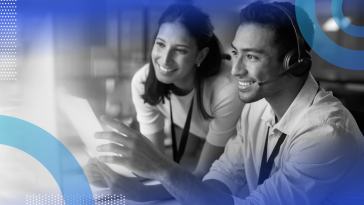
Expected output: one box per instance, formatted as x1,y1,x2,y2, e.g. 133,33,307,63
295,0,364,71
0,115,95,205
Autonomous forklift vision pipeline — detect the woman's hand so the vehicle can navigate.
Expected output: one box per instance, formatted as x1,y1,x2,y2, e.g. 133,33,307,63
95,115,177,181
82,158,108,188
95,160,151,202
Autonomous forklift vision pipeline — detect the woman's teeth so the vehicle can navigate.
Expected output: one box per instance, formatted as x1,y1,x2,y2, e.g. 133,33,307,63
159,65,177,74
239,81,255,87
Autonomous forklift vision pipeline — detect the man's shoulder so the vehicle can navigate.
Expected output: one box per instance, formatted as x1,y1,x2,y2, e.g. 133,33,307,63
302,90,351,129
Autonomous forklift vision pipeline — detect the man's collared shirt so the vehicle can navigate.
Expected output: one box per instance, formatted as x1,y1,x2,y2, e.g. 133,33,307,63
203,74,364,205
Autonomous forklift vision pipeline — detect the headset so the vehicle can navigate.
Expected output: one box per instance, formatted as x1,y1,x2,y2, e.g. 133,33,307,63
257,3,312,86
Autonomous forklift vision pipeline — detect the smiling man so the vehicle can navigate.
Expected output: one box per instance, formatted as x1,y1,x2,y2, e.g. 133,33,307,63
88,1,364,205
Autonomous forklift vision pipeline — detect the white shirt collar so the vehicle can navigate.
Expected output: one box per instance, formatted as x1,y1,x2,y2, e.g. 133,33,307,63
261,73,319,135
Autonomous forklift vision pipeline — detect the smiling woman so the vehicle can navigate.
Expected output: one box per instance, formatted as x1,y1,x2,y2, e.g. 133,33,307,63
131,3,243,176
152,22,200,91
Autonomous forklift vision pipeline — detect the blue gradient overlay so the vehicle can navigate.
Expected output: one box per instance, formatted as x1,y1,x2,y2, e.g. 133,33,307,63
7,0,363,204
0,115,94,205
296,0,364,70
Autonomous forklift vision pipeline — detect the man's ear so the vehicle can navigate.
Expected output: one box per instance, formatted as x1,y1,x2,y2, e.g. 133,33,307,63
195,47,209,67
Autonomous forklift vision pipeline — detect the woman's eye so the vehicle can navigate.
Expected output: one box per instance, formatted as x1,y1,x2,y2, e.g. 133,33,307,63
175,49,187,54
156,42,165,48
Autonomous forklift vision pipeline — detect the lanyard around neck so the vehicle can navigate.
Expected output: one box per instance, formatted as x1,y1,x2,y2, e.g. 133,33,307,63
258,81,321,185
258,127,287,185
169,95,195,163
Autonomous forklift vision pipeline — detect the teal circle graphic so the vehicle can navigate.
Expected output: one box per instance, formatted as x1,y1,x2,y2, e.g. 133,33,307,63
0,115,95,205
332,0,364,37
296,1,364,70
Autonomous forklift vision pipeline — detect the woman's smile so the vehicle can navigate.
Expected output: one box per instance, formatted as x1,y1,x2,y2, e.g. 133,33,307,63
158,63,178,75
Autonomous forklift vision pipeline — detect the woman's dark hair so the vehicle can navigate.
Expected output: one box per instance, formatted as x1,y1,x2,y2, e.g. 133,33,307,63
141,3,222,120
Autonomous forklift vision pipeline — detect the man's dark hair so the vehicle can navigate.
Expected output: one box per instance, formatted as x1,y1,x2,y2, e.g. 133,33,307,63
239,1,314,62
142,3,222,120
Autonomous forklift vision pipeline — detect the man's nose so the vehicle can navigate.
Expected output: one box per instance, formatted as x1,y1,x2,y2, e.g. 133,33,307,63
231,56,247,77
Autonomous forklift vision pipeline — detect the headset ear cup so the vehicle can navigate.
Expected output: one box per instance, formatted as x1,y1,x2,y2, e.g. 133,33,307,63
284,49,311,77
292,51,312,77
283,49,297,76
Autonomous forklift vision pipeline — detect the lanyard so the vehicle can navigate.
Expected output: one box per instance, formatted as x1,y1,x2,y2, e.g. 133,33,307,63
258,80,321,185
169,96,194,163
258,127,287,185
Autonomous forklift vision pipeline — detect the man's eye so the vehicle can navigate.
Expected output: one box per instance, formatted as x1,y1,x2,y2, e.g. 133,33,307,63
246,54,258,60
231,50,238,56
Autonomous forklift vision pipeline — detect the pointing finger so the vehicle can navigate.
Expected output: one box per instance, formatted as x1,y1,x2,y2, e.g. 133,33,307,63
100,115,136,137
96,143,129,156
94,131,131,146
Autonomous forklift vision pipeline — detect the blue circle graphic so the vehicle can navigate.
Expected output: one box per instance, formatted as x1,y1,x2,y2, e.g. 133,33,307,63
0,115,95,205
332,0,364,37
296,1,364,70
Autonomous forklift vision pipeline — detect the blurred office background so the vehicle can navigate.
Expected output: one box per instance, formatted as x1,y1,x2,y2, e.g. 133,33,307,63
0,0,363,203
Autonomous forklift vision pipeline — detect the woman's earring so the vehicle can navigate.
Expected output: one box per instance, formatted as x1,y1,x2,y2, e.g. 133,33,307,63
197,63,200,67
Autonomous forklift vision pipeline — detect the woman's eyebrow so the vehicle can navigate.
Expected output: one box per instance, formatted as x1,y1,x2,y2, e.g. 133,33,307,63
174,44,190,49
156,37,191,49
155,37,165,42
